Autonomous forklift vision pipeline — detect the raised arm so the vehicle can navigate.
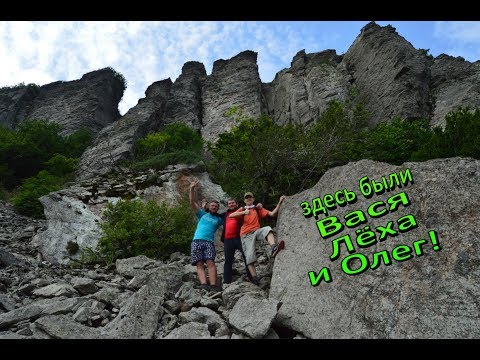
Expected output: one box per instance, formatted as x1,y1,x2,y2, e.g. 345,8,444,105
189,179,200,212
201,198,208,211
267,195,286,218
229,208,248,218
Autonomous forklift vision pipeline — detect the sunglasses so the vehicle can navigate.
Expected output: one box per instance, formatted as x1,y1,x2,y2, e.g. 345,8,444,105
244,195,253,199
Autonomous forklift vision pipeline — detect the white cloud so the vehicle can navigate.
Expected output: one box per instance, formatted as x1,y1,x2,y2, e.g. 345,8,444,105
434,21,480,43
433,21,480,62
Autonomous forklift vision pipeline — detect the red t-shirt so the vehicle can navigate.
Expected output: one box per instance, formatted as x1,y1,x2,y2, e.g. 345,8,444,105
224,209,241,239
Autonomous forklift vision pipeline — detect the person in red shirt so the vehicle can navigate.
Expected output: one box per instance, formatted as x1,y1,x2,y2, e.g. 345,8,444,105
221,198,255,284
229,192,286,286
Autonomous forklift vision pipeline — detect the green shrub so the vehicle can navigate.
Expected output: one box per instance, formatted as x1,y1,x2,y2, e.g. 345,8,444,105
135,123,202,160
66,241,80,256
0,186,6,201
98,199,195,263
131,150,201,171
363,118,433,165
207,114,305,206
44,154,79,177
363,108,480,164
11,170,62,218
63,128,94,158
0,121,92,189
131,123,203,171
439,107,480,158
300,101,369,181
107,67,127,91
411,126,446,161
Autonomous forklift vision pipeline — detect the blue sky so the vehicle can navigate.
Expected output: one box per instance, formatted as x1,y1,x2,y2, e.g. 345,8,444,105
1,21,479,115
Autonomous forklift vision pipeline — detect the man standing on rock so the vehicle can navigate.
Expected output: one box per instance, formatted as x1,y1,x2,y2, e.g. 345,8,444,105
221,197,254,285
189,178,224,292
229,192,286,286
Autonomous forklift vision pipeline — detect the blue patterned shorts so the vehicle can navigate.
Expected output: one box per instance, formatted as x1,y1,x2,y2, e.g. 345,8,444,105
191,240,216,265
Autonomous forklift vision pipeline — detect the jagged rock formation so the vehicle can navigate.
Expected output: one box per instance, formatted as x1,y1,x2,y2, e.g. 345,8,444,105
200,50,265,143
264,49,350,126
77,79,172,180
164,61,207,130
73,22,480,180
430,54,480,128
77,63,208,180
270,157,480,338
342,22,432,125
1,23,479,175
0,84,39,129
0,68,124,135
33,163,228,265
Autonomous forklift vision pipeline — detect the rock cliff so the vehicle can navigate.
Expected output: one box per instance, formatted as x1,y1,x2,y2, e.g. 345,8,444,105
342,22,432,125
77,79,172,180
0,68,124,135
201,50,265,143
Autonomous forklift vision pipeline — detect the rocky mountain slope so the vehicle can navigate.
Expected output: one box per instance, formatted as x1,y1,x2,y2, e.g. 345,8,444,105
1,157,479,339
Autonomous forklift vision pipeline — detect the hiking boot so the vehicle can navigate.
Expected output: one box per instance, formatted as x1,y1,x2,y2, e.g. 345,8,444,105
250,276,260,286
271,240,285,258
199,284,211,291
209,284,221,293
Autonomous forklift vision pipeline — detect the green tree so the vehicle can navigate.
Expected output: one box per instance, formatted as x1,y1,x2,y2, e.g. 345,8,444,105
363,118,432,164
299,101,369,188
207,102,370,207
442,108,480,158
98,199,195,263
0,120,92,189
207,114,304,206
63,128,94,158
11,170,62,218
132,123,203,171
44,154,79,177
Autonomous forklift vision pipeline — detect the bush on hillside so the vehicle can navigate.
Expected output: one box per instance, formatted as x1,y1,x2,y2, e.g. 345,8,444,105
0,120,92,189
98,199,195,263
362,117,433,165
131,123,203,171
11,170,62,218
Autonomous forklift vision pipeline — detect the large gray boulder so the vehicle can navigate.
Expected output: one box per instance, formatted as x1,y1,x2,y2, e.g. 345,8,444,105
228,295,278,338
163,322,212,339
100,284,164,339
33,314,100,339
270,157,480,338
0,297,85,330
31,187,103,265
